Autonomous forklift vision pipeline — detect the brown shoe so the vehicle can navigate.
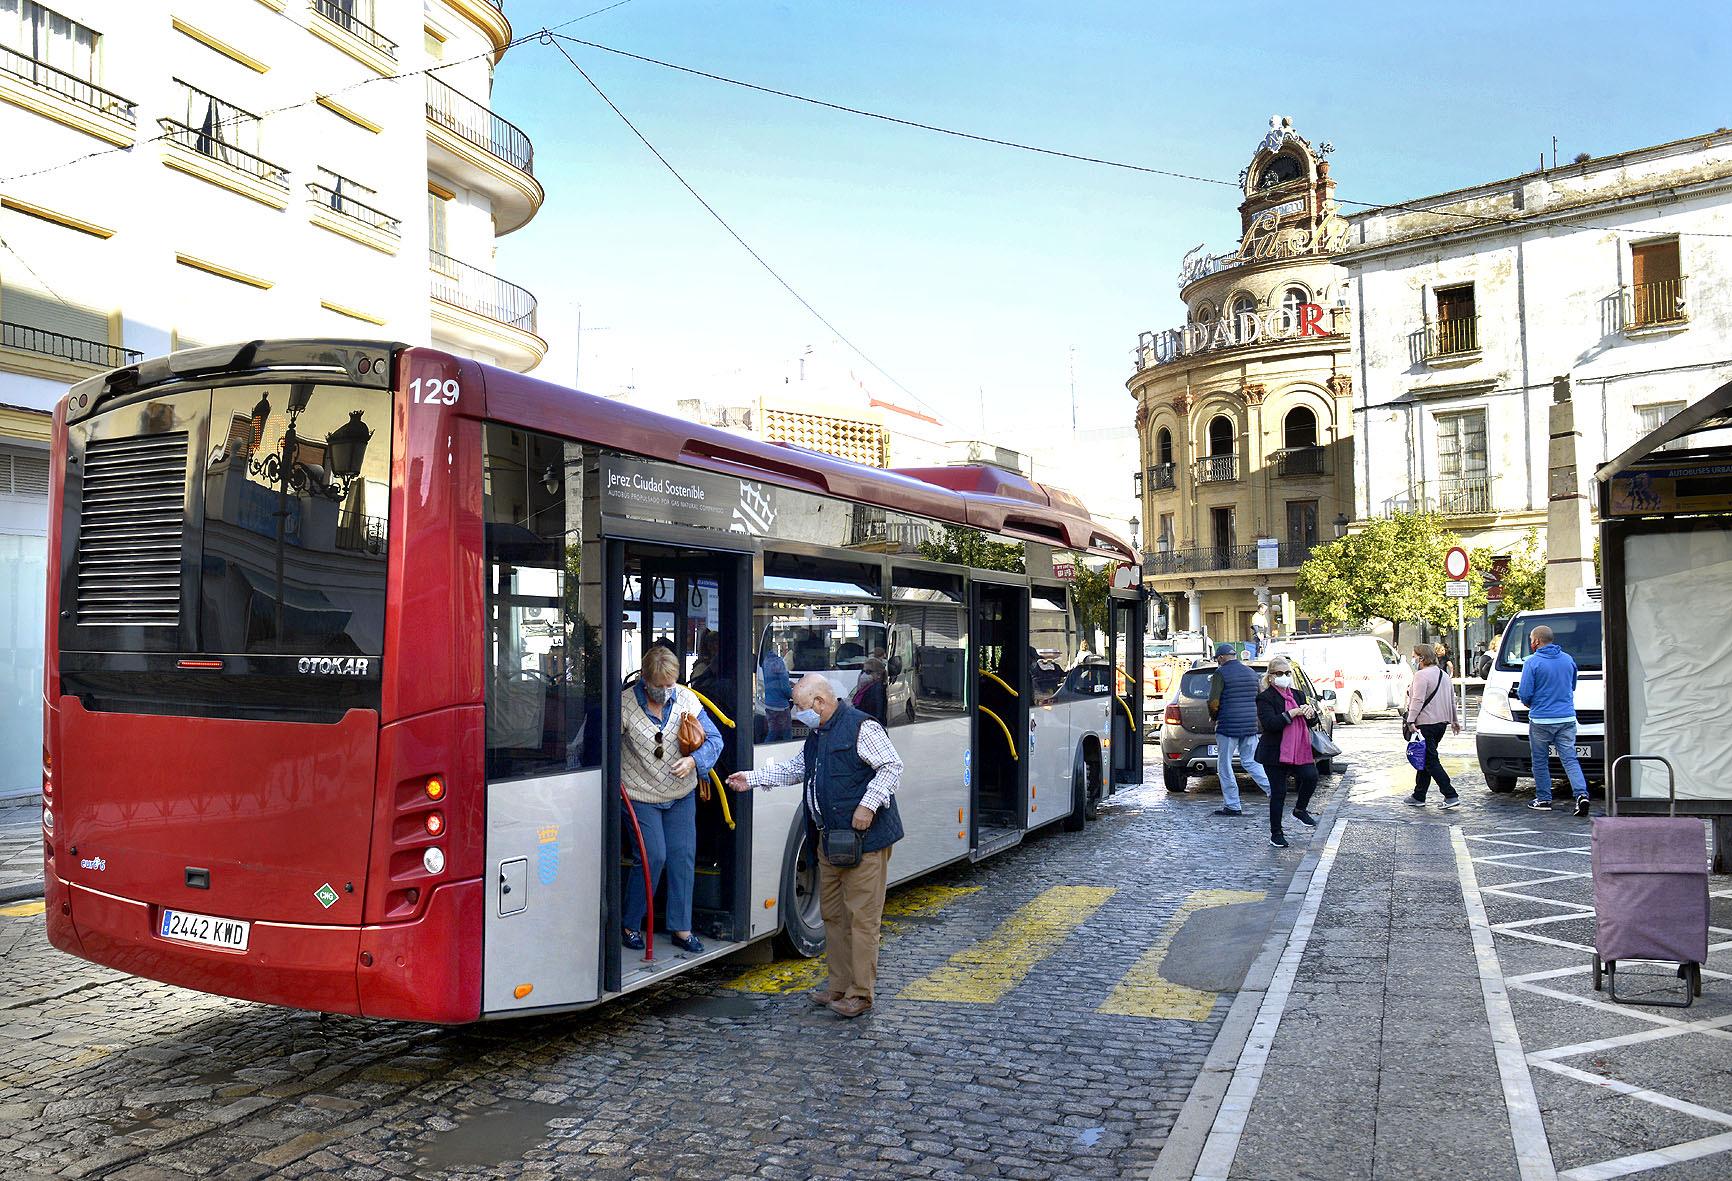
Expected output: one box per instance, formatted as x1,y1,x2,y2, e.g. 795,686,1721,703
808,989,841,1007
828,996,872,1019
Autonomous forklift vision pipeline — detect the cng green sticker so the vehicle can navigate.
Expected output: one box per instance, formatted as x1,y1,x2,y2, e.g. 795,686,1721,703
314,883,339,909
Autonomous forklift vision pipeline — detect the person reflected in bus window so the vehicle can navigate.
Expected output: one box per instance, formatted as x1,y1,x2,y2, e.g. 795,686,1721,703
620,645,722,955
851,656,888,724
762,641,794,741
691,630,734,721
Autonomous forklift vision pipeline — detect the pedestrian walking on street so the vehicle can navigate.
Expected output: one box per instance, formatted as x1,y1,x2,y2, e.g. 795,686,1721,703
1254,655,1320,848
1432,641,1457,679
1403,645,1462,810
727,674,904,1018
1208,642,1269,817
1519,624,1591,816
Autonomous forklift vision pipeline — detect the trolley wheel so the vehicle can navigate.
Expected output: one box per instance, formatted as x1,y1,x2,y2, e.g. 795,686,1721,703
777,823,826,959
1162,762,1189,793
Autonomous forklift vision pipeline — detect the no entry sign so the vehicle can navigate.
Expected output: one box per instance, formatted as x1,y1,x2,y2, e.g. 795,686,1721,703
1444,546,1470,581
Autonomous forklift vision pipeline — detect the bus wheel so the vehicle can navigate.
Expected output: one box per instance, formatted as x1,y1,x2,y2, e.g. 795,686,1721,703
778,824,826,959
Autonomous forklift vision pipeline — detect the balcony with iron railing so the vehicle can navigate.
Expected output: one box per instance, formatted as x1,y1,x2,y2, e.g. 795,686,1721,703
1382,475,1496,517
1147,462,1177,492
3,321,141,369
1626,276,1688,329
158,118,289,191
307,176,400,235
0,41,136,125
1145,540,1317,577
1195,454,1238,484
1273,445,1325,478
1419,315,1481,361
426,75,534,173
424,74,541,233
310,0,398,59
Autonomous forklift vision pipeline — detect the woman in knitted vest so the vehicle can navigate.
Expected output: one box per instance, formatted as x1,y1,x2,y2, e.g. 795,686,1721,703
621,645,722,954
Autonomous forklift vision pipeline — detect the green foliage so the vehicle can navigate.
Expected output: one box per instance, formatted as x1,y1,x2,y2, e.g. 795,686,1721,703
1067,553,1110,643
1296,512,1484,631
917,524,1026,573
1497,530,1547,615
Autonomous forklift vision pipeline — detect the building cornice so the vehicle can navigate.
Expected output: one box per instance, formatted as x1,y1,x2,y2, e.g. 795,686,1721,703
1130,335,1351,387
0,196,114,238
0,404,52,443
424,119,545,233
176,253,273,290
316,94,382,134
430,298,546,371
320,299,387,326
437,0,514,60
172,18,270,73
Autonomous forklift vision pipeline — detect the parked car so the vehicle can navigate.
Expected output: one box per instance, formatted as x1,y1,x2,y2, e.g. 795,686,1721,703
1476,607,1605,793
1265,632,1412,725
1157,660,1338,792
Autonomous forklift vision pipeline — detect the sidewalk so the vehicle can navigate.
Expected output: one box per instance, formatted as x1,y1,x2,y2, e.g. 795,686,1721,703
1155,723,1732,1181
0,797,42,901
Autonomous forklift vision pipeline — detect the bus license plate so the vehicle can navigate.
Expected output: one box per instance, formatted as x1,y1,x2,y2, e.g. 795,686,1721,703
159,908,250,952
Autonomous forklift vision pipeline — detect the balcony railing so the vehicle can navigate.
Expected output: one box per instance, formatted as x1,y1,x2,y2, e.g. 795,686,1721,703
1383,476,1495,517
430,250,538,333
1422,315,1481,359
311,0,398,59
159,118,290,189
307,180,400,234
426,75,534,175
1195,454,1238,484
1628,277,1687,328
1145,541,1315,576
0,42,136,123
1147,462,1176,492
1274,446,1325,478
3,321,141,368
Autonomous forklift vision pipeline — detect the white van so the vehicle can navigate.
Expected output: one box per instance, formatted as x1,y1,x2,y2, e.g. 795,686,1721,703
1476,607,1605,793
1265,632,1413,725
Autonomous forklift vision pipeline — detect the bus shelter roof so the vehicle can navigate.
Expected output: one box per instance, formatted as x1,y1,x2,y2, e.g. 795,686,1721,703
1597,378,1732,482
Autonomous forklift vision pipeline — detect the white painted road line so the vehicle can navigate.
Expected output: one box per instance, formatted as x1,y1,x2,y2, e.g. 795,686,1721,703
1452,826,1558,1181
1189,818,1349,1181
1559,1131,1732,1181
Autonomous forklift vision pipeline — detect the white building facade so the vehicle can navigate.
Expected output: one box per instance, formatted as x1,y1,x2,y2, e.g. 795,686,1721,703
1343,130,1732,563
0,0,547,795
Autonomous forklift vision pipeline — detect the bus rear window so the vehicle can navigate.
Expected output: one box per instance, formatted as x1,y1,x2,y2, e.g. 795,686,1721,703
1497,612,1603,672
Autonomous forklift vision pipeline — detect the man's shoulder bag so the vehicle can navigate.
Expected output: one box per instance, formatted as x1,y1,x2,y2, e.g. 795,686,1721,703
820,827,865,868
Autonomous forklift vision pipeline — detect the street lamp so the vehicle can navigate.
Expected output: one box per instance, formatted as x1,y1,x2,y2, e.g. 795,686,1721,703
1333,512,1350,539
1132,470,1143,499
324,410,373,484
1129,515,1140,545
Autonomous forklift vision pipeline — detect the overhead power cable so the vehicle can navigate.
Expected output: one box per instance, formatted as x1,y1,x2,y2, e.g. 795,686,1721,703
549,33,1732,242
544,34,946,421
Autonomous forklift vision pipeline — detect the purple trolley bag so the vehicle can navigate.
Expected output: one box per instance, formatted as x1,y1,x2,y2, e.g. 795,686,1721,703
1592,755,1708,1007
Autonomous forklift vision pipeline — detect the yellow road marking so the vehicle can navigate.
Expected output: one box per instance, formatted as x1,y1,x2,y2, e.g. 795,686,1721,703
1372,755,1472,797
726,884,982,993
900,885,1116,1004
0,900,45,918
1097,889,1265,1020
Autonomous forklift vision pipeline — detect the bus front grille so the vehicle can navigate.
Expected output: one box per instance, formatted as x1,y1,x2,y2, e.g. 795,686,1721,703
76,432,189,627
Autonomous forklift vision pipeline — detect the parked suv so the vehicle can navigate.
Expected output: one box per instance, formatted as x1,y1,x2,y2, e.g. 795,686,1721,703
1265,632,1411,725
1158,660,1337,792
1476,608,1605,792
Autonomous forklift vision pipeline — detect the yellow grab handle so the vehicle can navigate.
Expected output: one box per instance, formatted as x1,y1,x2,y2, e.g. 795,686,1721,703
689,688,736,729
978,667,1019,698
1114,694,1137,730
710,768,734,830
978,706,1019,761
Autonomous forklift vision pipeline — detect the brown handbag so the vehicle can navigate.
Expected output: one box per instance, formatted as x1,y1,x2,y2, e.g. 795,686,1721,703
678,706,706,756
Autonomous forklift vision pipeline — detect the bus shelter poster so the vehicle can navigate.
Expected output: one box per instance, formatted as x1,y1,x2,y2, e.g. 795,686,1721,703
601,456,779,536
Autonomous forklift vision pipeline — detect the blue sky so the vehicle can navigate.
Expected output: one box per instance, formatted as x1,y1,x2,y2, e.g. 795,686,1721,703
492,0,1732,443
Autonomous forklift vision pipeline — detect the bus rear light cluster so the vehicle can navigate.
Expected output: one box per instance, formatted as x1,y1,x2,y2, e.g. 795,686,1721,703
424,812,445,837
422,847,445,875
424,776,445,801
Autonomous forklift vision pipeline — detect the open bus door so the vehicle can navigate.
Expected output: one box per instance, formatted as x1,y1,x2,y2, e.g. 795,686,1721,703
970,575,1029,859
603,541,754,993
1108,589,1145,785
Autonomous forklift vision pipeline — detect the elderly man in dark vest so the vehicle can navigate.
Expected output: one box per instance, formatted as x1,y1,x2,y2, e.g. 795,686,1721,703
727,673,904,1018
1208,642,1268,816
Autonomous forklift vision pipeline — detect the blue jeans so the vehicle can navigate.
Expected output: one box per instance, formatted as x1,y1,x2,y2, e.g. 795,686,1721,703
1216,733,1269,810
623,790,698,934
1530,720,1588,802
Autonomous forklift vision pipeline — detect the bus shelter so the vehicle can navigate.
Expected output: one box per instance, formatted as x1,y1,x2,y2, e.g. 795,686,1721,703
1596,377,1732,870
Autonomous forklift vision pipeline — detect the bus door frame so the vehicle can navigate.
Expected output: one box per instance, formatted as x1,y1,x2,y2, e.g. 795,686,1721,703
602,530,755,994
968,571,1030,845
1108,589,1146,785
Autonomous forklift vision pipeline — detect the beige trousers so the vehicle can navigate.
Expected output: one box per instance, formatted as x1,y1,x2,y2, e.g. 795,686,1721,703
817,845,891,1002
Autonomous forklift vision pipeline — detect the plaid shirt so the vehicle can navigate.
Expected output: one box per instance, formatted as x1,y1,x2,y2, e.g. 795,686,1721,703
746,717,903,819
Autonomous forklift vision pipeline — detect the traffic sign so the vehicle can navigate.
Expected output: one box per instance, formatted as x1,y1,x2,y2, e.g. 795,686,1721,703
1444,546,1470,581
1445,580,1471,599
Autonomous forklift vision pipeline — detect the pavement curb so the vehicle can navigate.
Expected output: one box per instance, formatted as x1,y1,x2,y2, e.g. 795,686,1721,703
1146,765,1359,1181
0,880,45,903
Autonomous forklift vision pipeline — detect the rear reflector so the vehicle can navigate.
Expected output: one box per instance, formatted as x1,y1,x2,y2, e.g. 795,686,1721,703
176,660,223,670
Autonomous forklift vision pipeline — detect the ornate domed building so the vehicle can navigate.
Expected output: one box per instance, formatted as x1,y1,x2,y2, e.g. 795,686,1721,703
1129,117,1357,642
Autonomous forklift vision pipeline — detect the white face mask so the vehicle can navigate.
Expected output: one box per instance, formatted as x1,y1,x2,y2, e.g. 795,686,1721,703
1272,674,1294,689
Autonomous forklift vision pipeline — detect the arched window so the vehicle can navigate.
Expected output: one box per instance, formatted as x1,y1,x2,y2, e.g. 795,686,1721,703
1284,406,1318,450
1230,293,1256,325
1208,415,1235,456
1281,286,1309,329
1157,428,1173,465
1193,301,1215,325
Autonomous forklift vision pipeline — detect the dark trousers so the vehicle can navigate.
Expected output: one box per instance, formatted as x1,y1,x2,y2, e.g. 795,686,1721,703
1413,722,1457,800
1261,758,1317,839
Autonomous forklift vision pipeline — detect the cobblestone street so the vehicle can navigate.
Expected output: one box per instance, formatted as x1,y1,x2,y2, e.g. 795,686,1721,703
1,738,1344,1181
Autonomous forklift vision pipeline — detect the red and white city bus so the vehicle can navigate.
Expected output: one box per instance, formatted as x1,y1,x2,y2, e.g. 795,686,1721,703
42,340,1143,1023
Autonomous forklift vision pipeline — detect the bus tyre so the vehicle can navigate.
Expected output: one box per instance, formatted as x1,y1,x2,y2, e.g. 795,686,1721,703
1484,768,1517,794
778,823,826,959
1162,762,1189,793
1344,693,1365,726
1063,747,1092,831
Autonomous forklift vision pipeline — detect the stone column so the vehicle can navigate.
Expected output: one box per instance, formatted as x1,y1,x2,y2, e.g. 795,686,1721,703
1186,587,1202,634
1546,375,1595,607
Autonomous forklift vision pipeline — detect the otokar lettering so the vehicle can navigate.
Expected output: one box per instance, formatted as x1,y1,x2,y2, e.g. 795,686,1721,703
296,657,372,676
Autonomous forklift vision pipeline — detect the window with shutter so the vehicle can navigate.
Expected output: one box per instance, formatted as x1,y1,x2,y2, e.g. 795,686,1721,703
1636,402,1688,452
1,284,109,363
1630,240,1684,326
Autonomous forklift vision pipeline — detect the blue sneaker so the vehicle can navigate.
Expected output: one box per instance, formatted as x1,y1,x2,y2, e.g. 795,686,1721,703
670,932,705,954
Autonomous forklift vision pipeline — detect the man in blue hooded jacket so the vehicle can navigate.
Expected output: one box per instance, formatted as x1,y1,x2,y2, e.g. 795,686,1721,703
1518,624,1589,816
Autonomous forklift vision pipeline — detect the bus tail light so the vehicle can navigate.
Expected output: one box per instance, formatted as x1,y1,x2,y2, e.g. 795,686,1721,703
422,847,445,875
425,812,445,837
424,776,445,801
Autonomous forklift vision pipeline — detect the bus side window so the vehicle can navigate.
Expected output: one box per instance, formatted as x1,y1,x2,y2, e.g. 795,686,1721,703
481,426,602,779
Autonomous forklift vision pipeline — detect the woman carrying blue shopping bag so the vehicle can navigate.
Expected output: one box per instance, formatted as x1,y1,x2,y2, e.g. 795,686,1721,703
1402,645,1461,810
